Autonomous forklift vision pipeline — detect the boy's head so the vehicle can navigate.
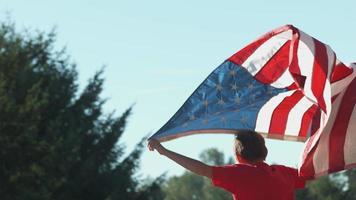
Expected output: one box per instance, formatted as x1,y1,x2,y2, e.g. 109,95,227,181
234,130,268,164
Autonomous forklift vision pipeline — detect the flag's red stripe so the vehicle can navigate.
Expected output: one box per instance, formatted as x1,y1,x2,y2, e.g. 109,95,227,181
300,146,316,179
254,41,291,84
289,29,302,80
300,112,321,179
298,105,318,138
268,91,304,135
287,83,299,90
228,25,294,66
311,39,329,113
228,36,271,65
310,109,321,137
331,63,353,83
328,80,356,172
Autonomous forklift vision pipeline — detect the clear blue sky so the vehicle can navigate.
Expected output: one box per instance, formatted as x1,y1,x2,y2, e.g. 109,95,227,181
1,0,355,178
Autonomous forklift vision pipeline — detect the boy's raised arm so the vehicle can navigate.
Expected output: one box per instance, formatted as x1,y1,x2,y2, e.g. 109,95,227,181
148,139,212,178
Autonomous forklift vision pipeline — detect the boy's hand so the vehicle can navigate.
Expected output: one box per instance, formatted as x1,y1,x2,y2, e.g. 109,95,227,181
147,139,166,155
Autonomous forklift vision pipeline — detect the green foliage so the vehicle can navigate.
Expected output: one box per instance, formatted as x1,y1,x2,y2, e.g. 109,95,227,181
344,169,356,200
296,175,345,200
0,21,162,200
163,148,232,200
164,173,206,200
310,176,345,200
295,170,356,200
199,148,226,166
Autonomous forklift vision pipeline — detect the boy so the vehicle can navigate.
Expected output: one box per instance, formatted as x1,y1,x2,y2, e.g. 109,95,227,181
148,130,306,200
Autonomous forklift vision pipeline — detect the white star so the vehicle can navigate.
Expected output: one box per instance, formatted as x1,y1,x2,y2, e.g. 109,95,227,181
214,111,221,115
202,119,209,124
229,70,236,77
234,108,240,113
216,84,223,91
218,98,225,105
240,115,248,124
248,83,254,90
220,117,227,123
182,122,189,127
250,94,256,100
230,83,238,91
234,96,241,104
190,115,196,121
203,100,209,107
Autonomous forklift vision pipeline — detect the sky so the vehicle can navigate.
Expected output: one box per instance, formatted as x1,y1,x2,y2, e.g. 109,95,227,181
1,0,355,178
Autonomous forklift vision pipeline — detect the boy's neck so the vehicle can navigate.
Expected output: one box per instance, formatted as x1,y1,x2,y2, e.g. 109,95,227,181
236,156,264,165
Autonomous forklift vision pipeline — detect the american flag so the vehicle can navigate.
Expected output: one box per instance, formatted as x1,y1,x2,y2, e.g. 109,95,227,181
149,25,356,179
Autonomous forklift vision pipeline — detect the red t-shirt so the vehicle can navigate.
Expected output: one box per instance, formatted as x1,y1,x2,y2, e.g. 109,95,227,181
211,162,305,200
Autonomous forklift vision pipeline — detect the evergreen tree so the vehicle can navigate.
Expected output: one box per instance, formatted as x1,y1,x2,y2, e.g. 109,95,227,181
0,21,162,200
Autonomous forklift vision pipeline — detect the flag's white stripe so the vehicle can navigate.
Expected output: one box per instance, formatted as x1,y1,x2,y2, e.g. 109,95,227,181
298,31,318,104
344,104,356,165
285,97,315,136
313,89,346,175
298,31,315,77
255,90,295,133
270,67,295,88
324,45,335,114
242,30,292,76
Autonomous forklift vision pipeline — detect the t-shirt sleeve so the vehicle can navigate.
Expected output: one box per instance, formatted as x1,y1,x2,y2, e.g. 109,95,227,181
211,165,241,193
283,166,306,189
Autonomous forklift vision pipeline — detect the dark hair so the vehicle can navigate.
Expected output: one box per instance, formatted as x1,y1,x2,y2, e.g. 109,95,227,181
234,130,268,163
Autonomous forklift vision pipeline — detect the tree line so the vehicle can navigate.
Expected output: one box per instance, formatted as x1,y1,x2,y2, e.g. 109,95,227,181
0,21,355,200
